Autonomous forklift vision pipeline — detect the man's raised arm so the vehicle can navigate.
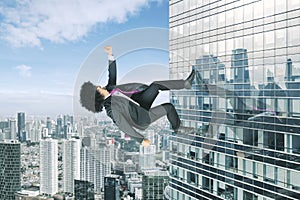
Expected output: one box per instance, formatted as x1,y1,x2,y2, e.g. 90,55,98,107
104,46,117,89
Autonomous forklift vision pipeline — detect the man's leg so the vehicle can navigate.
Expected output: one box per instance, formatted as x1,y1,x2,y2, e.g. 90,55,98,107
131,70,195,110
131,80,185,110
148,103,181,130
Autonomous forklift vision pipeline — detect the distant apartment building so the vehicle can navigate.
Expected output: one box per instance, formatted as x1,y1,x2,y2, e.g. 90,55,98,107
40,139,58,196
80,137,114,192
62,138,81,194
9,119,17,140
30,121,41,143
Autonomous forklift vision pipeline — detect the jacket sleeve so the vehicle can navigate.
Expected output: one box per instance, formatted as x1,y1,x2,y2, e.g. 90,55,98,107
106,60,117,88
112,112,145,143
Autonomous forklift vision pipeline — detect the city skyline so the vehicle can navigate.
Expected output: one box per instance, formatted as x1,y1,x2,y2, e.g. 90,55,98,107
6,114,169,199
1,1,300,200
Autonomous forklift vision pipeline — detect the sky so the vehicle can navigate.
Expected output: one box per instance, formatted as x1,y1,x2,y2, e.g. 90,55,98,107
0,0,169,118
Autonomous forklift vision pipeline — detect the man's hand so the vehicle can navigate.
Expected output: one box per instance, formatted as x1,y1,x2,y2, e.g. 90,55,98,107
104,46,113,56
141,138,151,147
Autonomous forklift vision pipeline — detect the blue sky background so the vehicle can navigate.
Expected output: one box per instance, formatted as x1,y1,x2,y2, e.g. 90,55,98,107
0,0,169,117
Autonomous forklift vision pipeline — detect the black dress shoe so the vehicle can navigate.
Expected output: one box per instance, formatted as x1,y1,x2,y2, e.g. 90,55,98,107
184,69,196,89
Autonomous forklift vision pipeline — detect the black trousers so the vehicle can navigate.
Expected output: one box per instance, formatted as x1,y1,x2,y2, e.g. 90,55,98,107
131,80,185,130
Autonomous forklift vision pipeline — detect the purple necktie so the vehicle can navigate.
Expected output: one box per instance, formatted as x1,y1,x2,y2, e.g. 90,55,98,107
110,88,140,96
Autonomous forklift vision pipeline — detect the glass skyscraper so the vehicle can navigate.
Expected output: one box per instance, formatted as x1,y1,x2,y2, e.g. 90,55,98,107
17,112,25,142
104,175,120,200
142,170,169,200
0,140,21,200
169,0,300,199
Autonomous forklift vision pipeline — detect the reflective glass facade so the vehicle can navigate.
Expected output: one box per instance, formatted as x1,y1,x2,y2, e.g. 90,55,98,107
0,141,21,200
142,171,169,200
169,0,300,199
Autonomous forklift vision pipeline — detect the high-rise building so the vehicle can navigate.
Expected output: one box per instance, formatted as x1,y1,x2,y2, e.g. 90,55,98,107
0,140,21,200
104,175,120,200
231,48,250,83
0,121,9,130
169,0,300,199
80,139,96,187
40,139,58,196
31,121,41,143
63,115,68,126
9,119,17,140
56,116,63,135
231,49,252,115
77,122,84,137
46,117,52,134
142,170,169,200
17,112,25,142
80,137,114,193
62,138,81,194
70,116,74,126
25,121,33,142
74,180,94,200
96,140,113,191
42,127,49,138
63,115,74,132
161,133,169,150
139,145,156,170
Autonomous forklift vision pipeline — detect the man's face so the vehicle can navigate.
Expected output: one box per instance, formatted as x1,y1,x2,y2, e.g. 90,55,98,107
97,86,109,96
96,86,104,95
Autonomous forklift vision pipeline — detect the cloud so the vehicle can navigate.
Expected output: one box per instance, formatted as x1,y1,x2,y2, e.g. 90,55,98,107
39,90,73,97
0,0,163,47
15,65,32,77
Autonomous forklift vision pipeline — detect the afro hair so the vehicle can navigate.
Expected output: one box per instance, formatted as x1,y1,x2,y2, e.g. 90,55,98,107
80,81,105,113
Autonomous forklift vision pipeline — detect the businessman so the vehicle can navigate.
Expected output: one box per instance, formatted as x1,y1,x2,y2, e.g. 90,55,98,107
80,46,195,146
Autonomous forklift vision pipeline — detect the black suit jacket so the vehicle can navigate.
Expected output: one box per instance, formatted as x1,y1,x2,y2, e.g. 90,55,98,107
103,60,149,143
